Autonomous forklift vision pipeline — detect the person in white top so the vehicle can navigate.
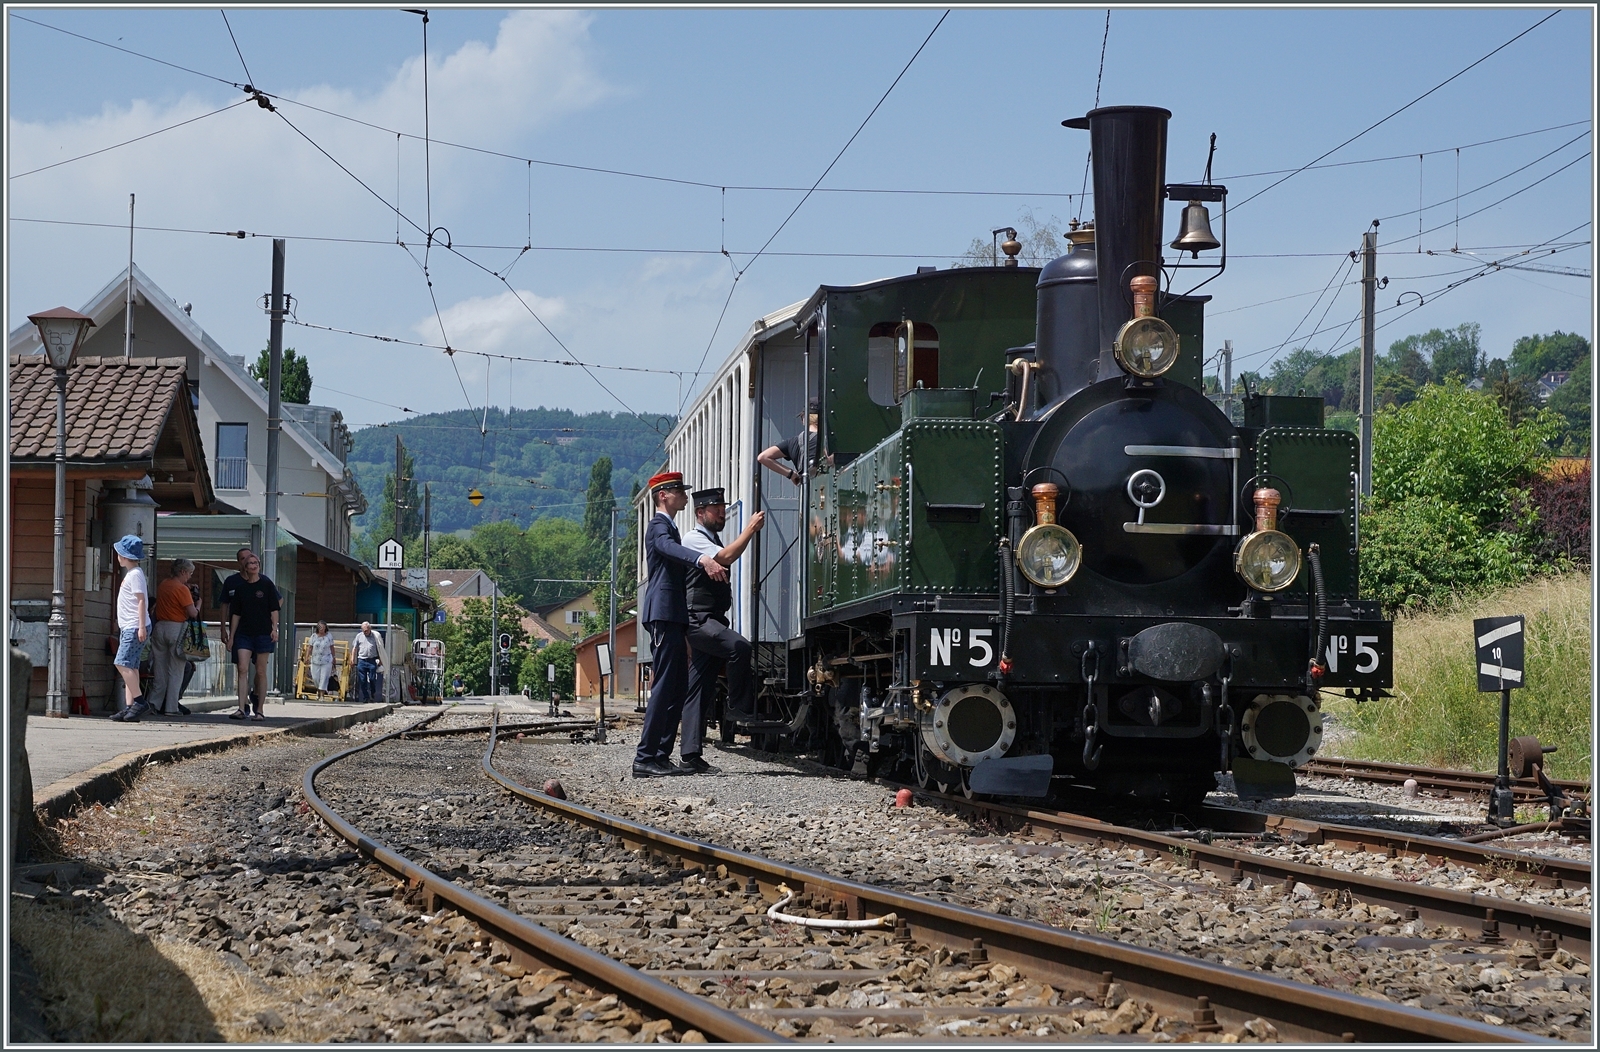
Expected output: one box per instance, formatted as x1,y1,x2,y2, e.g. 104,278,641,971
109,534,152,722
308,621,337,698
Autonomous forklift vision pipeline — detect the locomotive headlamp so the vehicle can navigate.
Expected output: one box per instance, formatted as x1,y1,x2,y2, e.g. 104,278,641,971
1113,275,1180,378
1234,487,1301,592
1017,483,1082,588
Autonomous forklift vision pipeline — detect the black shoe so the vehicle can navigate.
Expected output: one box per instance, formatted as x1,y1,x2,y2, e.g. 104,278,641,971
122,700,150,723
177,703,191,716
678,755,720,775
631,761,676,779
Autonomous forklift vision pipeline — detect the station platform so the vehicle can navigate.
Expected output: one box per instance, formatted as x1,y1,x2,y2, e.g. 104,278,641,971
25,698,393,820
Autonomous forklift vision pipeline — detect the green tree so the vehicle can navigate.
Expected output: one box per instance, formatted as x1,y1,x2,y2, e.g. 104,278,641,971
249,346,313,404
427,534,484,572
616,481,640,607
1265,347,1325,396
1423,323,1484,382
522,516,591,610
469,521,534,605
1483,359,1541,428
1370,380,1557,531
1509,331,1589,381
437,595,535,695
1545,354,1591,455
1374,371,1420,409
1360,380,1561,611
522,639,575,699
582,456,616,579
354,442,422,564
1380,335,1432,387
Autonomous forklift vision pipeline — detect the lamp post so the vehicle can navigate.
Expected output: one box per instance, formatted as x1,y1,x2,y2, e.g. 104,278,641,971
29,307,96,719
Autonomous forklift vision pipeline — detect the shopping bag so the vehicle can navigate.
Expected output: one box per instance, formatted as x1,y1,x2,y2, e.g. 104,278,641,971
181,619,213,661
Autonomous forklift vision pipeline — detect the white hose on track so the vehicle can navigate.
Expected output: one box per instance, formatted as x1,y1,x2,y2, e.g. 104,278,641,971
765,884,896,930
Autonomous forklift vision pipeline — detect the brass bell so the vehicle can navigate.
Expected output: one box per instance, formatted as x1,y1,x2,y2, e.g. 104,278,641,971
1171,200,1220,257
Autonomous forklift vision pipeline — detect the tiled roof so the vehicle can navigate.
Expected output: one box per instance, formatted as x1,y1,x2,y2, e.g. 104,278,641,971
8,354,188,461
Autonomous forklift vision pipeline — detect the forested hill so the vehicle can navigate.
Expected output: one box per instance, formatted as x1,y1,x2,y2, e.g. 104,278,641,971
349,406,673,535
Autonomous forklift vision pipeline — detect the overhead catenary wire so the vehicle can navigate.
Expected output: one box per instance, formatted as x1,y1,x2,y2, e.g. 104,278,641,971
8,99,253,180
1075,9,1111,225
1229,9,1561,212
684,8,950,400
13,10,1588,208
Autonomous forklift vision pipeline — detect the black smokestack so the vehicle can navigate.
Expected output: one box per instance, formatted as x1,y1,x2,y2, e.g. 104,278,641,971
1062,106,1170,380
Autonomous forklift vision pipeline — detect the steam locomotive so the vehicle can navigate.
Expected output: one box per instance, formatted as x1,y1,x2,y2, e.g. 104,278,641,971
655,105,1393,804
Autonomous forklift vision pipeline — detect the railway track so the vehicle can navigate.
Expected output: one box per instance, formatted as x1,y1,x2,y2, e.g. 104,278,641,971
303,709,776,1043
1303,757,1591,810
881,785,1590,962
461,712,1558,1043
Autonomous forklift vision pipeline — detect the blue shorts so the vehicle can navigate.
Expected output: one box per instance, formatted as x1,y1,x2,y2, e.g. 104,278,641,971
114,627,146,669
232,633,275,657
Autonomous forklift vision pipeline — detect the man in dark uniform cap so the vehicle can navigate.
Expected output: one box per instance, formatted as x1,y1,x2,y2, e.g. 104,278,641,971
679,487,765,772
634,471,728,778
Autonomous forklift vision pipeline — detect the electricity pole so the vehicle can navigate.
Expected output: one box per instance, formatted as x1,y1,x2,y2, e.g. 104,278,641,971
422,483,432,639
1221,339,1234,423
1358,224,1378,498
490,583,499,697
123,194,135,358
263,239,286,695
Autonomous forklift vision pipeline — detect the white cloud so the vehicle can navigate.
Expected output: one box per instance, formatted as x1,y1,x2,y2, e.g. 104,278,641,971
418,287,566,352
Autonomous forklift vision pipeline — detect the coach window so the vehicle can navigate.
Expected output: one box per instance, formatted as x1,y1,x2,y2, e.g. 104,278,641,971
867,322,940,406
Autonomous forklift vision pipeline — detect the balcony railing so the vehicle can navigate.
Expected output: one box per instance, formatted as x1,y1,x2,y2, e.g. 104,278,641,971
215,457,248,490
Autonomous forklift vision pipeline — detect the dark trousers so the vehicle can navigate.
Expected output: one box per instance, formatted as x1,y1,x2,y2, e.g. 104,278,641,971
636,620,688,765
685,613,753,758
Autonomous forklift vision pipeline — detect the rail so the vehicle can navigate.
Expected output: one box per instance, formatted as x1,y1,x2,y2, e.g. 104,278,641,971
480,713,1547,1043
301,707,782,1044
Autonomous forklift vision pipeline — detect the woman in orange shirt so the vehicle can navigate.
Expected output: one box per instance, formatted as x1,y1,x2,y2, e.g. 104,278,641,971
150,558,200,716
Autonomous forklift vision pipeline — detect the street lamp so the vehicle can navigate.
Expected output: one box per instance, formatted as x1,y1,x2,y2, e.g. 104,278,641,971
29,307,96,718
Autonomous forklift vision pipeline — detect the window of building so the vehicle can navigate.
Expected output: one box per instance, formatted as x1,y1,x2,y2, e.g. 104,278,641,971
216,423,248,490
867,322,940,405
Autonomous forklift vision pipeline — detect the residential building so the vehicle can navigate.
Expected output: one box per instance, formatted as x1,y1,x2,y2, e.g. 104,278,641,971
7,355,213,711
536,590,601,635
429,570,565,644
7,264,365,553
573,616,639,700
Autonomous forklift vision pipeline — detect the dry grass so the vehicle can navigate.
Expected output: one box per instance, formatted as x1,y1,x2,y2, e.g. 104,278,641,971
1325,572,1592,780
10,894,360,1042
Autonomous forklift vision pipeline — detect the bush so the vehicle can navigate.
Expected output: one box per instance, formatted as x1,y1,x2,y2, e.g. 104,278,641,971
1325,573,1591,780
1359,500,1530,612
1525,462,1591,568
1370,380,1557,530
1360,381,1562,612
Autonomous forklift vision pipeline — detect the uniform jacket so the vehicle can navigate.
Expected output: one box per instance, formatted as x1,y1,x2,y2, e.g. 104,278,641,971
641,511,705,625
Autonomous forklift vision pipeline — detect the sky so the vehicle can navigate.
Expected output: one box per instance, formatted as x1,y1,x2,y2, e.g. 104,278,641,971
6,5,1594,434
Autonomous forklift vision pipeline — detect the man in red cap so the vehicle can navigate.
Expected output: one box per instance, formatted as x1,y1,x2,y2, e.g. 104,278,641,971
634,471,728,777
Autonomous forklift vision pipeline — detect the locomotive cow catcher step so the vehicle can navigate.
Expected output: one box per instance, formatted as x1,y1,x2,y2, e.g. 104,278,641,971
663,103,1392,808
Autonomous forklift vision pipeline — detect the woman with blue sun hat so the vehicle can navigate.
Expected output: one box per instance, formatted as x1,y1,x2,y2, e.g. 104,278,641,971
108,534,152,722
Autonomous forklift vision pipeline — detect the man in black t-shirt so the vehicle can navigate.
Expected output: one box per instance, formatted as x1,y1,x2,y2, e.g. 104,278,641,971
220,547,280,711
757,398,820,484
227,552,281,721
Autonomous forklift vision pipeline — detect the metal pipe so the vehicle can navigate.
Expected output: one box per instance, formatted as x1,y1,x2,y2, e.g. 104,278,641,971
123,194,135,358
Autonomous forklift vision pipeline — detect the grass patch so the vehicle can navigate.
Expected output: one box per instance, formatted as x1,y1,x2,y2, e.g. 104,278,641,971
10,895,333,1042
1324,572,1591,781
